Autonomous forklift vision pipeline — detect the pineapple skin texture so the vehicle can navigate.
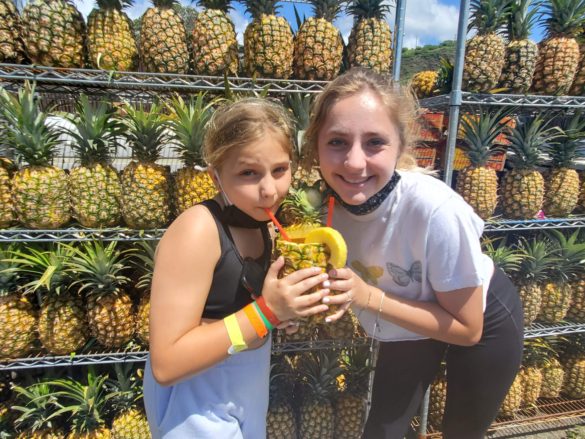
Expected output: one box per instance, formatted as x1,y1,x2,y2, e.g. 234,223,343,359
244,14,294,79
499,39,538,94
87,8,138,71
518,283,542,327
172,168,217,216
463,34,506,92
539,282,572,323
455,166,498,220
532,37,580,95
293,17,343,81
570,43,585,95
69,164,122,228
540,358,564,398
192,9,239,76
140,7,189,74
347,18,392,74
411,71,438,99
136,292,150,346
500,169,544,219
0,166,14,228
87,291,135,348
0,294,37,359
0,0,25,63
38,295,88,355
21,0,86,68
111,408,151,439
543,168,580,217
563,356,585,399
12,166,70,229
267,401,297,439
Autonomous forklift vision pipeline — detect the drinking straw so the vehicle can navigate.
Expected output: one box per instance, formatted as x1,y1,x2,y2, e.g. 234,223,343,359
264,208,291,241
326,196,334,227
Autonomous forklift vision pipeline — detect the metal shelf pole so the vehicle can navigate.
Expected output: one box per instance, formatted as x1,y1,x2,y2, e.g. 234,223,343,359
443,0,471,186
393,0,407,83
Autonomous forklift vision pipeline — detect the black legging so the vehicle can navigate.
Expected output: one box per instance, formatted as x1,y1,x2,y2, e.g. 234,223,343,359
362,268,524,439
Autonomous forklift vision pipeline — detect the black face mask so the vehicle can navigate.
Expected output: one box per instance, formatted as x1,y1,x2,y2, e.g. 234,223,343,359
219,204,271,229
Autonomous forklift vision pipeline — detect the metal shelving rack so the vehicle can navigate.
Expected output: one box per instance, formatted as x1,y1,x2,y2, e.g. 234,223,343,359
420,92,585,110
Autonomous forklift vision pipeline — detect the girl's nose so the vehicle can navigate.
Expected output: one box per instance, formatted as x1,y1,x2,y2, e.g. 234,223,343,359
260,176,277,199
344,144,367,170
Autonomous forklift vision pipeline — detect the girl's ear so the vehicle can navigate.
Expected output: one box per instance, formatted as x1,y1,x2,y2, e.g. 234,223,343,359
208,166,220,190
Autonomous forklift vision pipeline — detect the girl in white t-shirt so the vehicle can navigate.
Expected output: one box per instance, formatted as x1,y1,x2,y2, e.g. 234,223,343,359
304,68,523,439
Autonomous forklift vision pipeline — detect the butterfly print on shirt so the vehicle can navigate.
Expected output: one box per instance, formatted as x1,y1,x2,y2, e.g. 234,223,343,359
387,261,422,287
351,260,384,286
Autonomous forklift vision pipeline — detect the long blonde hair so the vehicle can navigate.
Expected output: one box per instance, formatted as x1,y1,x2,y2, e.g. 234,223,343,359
203,98,295,169
302,68,422,172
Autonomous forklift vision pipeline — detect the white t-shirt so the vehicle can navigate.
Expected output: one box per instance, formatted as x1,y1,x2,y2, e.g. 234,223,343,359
331,170,494,341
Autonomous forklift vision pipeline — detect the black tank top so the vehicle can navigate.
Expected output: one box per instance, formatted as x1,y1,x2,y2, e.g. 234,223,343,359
200,200,272,319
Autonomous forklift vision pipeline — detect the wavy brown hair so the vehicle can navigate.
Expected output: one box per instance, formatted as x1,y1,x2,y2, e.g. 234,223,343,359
302,68,421,172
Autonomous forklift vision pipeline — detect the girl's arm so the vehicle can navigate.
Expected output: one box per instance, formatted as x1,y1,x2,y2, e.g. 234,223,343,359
326,270,484,346
149,206,330,386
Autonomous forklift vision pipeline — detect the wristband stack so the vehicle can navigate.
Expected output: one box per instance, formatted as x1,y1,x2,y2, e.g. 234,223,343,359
224,297,281,354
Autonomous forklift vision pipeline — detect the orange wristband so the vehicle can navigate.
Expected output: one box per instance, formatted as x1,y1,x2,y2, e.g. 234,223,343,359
243,302,269,338
256,296,281,326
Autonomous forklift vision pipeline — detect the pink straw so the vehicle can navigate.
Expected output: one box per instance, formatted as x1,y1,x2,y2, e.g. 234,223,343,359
264,208,291,241
326,196,334,227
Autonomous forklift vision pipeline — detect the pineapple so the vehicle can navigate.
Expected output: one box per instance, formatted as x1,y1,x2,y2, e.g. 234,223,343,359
242,0,294,79
434,57,455,96
267,356,298,439
519,339,546,408
568,275,585,322
140,0,189,74
500,115,557,219
0,244,37,360
10,244,88,355
45,371,112,438
455,108,512,219
191,0,239,76
482,236,523,278
0,372,15,437
570,41,585,95
319,307,364,340
562,333,585,399
334,347,372,439
21,0,86,68
539,338,565,398
121,102,172,229
293,0,344,81
346,0,393,74
0,0,25,63
514,236,559,326
0,147,15,229
538,230,585,323
12,381,65,438
132,240,156,346
532,0,585,95
498,0,539,93
61,95,125,228
462,0,509,92
67,241,135,348
166,93,218,215
498,372,522,417
87,0,138,71
411,71,439,99
0,84,70,229
108,364,150,439
542,113,585,217
297,351,342,439
428,363,447,430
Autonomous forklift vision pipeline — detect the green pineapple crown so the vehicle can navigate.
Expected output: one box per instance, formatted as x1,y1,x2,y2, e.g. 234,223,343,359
346,0,392,20
122,102,170,163
286,93,312,157
268,355,296,404
244,0,281,18
0,83,61,167
507,114,560,170
522,338,556,367
545,229,585,283
468,0,512,34
339,347,374,396
540,0,585,38
434,57,454,95
280,185,323,226
106,363,144,412
95,0,134,10
0,245,23,298
62,95,125,167
459,108,515,167
196,0,233,11
298,351,343,402
545,112,585,168
311,0,342,21
166,93,217,167
45,370,113,434
151,0,180,8
12,381,61,434
506,0,539,40
66,241,131,299
514,236,561,284
482,237,523,275
132,240,156,291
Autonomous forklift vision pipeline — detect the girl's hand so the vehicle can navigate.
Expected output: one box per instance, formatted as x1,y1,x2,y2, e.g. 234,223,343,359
261,256,331,322
321,267,371,321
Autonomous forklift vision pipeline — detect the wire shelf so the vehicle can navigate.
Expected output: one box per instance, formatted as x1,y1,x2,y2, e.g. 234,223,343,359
0,63,328,96
525,321,585,339
420,92,585,110
484,217,585,232
0,227,165,242
0,338,372,371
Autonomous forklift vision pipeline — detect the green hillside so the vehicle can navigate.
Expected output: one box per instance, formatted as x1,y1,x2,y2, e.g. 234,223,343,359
399,40,456,83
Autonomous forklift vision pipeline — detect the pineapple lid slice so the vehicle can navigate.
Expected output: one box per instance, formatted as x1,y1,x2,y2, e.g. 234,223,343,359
304,227,347,268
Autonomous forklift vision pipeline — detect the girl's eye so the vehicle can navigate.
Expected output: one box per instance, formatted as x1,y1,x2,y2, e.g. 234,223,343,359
240,170,256,177
368,138,387,148
273,166,288,174
328,138,345,148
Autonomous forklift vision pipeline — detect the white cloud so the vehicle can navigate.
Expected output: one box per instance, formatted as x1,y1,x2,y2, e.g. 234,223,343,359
334,15,353,44
229,9,249,46
399,0,459,47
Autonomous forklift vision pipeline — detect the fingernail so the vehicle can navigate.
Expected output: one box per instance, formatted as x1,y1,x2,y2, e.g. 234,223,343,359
322,296,330,303
322,280,331,288
325,317,332,323
329,269,337,277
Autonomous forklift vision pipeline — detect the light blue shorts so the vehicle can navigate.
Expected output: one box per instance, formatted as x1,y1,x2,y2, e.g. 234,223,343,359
144,336,271,439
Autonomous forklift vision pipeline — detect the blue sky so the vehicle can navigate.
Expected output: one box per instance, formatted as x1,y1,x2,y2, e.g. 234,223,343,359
72,0,546,49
